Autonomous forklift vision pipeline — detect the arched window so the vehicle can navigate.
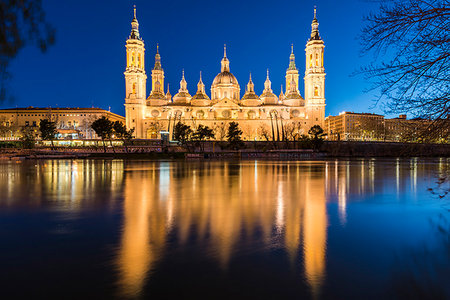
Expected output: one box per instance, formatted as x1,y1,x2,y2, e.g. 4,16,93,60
315,53,319,66
138,54,141,68
224,91,228,98
309,54,313,67
314,86,319,97
132,83,136,94
131,54,135,67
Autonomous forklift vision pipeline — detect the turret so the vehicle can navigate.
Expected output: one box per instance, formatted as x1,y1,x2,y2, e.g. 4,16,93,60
260,69,278,105
173,70,192,104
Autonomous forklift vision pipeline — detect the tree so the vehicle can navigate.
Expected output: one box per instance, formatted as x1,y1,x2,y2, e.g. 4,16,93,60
1,1,55,102
113,121,134,153
20,127,35,149
213,122,228,141
227,121,244,150
91,116,114,153
192,124,215,152
308,125,325,150
258,124,271,141
173,122,193,151
360,0,449,141
39,119,57,149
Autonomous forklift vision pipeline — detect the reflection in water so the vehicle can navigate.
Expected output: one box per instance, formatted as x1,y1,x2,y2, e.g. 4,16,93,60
118,171,167,298
0,158,445,299
118,161,329,297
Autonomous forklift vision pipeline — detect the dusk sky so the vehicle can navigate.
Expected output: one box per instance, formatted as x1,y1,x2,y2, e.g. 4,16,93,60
4,0,385,117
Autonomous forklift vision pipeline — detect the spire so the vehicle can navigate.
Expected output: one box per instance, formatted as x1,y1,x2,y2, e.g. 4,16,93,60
279,85,285,100
197,71,205,93
264,69,272,92
129,5,141,40
179,69,188,91
154,44,162,70
221,44,230,72
166,84,172,101
246,73,255,92
288,44,297,70
309,6,322,41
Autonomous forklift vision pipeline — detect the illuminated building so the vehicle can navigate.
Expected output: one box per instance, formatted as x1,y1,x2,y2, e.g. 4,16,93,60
124,7,326,139
324,112,446,142
0,107,124,140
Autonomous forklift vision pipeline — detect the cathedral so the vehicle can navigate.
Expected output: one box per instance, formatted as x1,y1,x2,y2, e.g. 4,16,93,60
124,7,326,140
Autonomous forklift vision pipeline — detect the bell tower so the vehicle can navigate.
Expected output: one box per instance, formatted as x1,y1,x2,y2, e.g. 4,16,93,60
304,8,326,127
124,5,147,138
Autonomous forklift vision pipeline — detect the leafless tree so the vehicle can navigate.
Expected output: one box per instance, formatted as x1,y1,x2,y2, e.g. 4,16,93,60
360,0,449,141
257,124,271,141
284,121,302,141
213,122,228,141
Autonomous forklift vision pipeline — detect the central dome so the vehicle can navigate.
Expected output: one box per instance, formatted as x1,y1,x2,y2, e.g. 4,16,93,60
211,46,240,102
212,71,238,85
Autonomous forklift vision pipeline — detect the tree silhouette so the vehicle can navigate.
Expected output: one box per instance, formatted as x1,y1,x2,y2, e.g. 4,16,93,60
91,116,114,153
1,0,55,102
113,121,134,153
39,119,57,149
192,124,215,152
360,0,449,141
173,122,193,151
227,121,244,150
308,125,325,150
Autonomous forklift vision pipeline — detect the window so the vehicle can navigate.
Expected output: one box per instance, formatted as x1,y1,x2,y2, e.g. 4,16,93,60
309,54,313,67
32,121,36,127
315,53,319,66
25,121,29,126
314,86,319,97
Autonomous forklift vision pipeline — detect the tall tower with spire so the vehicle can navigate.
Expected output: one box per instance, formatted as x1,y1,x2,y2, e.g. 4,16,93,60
124,6,147,138
286,44,300,94
304,7,326,127
147,44,168,106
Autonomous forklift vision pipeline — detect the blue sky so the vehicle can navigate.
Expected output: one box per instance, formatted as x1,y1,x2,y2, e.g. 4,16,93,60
4,0,386,117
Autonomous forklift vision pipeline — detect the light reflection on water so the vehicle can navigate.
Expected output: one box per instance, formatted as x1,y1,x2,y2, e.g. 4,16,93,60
0,158,448,299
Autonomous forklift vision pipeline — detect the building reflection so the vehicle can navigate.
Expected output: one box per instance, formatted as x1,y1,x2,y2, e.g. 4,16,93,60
0,159,123,209
118,161,329,297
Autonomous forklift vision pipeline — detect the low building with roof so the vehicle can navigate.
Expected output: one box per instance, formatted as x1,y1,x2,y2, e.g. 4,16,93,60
0,107,124,140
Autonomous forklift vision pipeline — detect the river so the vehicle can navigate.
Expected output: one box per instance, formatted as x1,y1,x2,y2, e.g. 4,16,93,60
0,158,448,299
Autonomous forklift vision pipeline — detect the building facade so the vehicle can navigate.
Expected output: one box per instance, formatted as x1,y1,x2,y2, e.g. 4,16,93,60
0,107,125,140
124,7,326,140
324,112,448,142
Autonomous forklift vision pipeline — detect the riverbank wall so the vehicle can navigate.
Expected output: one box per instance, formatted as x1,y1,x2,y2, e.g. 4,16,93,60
0,141,448,160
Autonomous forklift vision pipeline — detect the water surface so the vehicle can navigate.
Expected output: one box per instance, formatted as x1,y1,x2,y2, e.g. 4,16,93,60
0,158,448,299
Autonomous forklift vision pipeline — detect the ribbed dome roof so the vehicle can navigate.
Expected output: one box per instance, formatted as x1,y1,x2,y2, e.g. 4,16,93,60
212,71,239,85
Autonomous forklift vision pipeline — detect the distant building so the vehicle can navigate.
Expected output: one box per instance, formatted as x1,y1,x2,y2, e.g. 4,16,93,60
325,112,384,141
0,107,125,140
124,7,326,140
324,112,445,142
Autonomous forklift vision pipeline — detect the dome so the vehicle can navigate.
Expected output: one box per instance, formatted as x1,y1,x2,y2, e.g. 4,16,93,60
212,71,239,85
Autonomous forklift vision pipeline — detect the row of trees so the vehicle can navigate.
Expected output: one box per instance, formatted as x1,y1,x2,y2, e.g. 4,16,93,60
32,116,325,152
34,116,134,152
173,121,245,151
172,121,325,151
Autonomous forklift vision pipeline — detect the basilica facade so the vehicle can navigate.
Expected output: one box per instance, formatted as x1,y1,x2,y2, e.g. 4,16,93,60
124,7,326,140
